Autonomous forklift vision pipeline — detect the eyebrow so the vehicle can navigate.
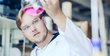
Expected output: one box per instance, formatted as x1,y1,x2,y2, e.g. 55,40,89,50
21,25,29,30
33,17,39,21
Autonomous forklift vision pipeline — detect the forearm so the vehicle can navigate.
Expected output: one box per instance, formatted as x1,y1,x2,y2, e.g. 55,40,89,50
40,0,67,31
51,10,67,32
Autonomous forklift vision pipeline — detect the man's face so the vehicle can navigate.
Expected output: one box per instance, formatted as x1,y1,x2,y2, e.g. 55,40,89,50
21,13,48,44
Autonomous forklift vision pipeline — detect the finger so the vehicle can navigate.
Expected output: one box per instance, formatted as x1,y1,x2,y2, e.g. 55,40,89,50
42,0,51,5
40,0,46,6
44,0,53,7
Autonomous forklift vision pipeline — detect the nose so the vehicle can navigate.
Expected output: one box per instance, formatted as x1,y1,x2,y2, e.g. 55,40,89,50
31,25,37,32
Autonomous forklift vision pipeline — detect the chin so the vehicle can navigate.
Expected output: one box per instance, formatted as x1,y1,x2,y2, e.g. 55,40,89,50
35,36,46,43
34,40,43,44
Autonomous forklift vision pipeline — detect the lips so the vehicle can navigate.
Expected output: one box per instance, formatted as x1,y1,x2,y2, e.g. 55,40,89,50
33,32,40,37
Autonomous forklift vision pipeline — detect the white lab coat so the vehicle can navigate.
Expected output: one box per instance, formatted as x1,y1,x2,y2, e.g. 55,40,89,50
31,18,93,56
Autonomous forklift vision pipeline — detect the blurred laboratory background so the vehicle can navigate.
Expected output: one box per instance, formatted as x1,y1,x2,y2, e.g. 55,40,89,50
0,0,110,56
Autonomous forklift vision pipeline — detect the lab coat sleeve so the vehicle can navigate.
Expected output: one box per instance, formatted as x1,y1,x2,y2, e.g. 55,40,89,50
58,18,93,56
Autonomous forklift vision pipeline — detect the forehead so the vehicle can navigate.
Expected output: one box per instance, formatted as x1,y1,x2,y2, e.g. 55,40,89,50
22,13,37,21
21,13,39,26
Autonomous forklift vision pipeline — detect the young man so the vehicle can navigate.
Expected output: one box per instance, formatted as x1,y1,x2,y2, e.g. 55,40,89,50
16,0,93,56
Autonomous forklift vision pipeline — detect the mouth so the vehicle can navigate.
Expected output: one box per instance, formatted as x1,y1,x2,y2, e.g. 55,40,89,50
33,32,40,37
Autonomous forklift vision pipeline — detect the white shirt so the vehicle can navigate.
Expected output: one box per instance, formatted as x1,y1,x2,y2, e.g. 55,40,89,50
31,18,93,56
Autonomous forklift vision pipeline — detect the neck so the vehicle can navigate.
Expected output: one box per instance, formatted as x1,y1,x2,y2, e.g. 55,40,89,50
36,31,53,48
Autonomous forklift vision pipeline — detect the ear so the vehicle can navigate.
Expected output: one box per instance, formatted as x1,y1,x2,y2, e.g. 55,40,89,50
41,16,47,24
41,16,45,20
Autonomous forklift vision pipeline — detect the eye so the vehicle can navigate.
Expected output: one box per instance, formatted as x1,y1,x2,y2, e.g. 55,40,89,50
32,19,39,24
23,26,30,31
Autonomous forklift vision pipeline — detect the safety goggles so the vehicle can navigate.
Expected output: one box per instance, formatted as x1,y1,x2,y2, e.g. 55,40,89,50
22,0,47,16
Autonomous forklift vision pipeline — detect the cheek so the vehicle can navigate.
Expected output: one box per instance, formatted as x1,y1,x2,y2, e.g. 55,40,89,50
23,33,34,42
36,22,47,33
23,32,32,37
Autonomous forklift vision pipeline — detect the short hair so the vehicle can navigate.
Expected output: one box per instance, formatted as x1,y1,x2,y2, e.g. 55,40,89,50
16,8,24,30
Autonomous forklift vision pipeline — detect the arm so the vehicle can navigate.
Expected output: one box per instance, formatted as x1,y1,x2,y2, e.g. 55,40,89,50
40,0,93,55
40,0,67,32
